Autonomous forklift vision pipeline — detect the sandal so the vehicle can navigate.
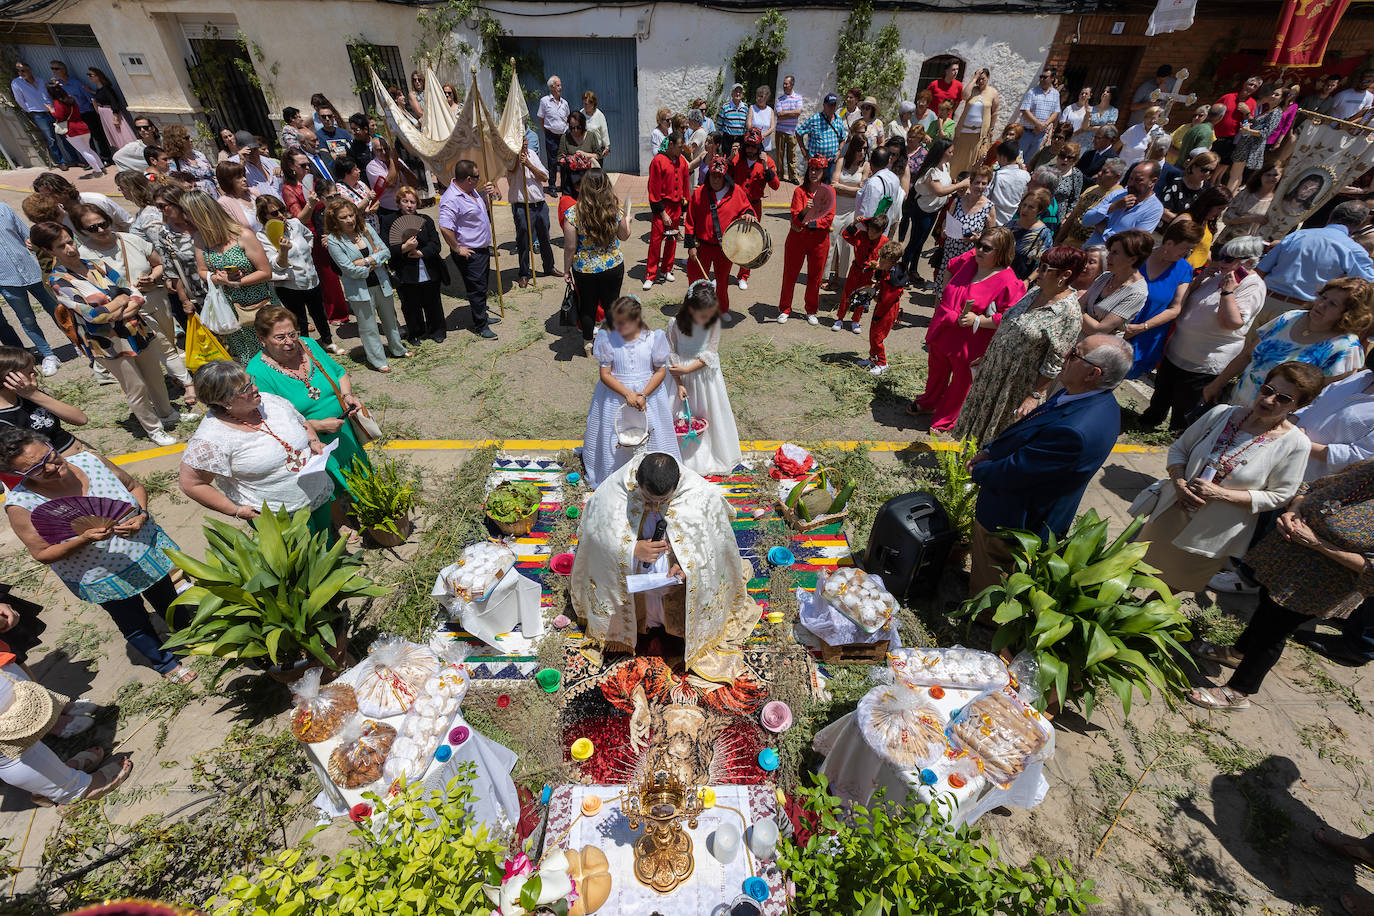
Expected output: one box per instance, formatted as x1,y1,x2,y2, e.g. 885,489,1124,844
163,664,197,685
1187,685,1251,710
65,746,105,773
75,757,133,803
52,713,94,739
1315,827,1374,870
1192,639,1243,669
63,699,99,718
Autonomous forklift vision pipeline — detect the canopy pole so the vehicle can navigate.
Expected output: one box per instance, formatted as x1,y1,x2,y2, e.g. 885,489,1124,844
473,67,504,318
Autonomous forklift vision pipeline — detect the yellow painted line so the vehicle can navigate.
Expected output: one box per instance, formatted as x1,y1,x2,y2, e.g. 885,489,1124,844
109,437,1160,466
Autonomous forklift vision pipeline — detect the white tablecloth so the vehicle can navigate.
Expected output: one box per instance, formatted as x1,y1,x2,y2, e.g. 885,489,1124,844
544,784,786,916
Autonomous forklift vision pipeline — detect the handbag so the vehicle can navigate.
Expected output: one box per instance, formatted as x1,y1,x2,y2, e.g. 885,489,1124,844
307,349,381,444
1128,479,1166,518
559,279,578,327
53,121,68,136
184,314,232,370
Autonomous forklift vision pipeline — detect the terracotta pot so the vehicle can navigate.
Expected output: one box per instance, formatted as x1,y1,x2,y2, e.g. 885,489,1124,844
364,515,413,548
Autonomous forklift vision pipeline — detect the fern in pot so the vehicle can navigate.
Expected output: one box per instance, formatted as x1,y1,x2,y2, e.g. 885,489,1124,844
934,436,979,548
164,504,388,684
342,455,421,547
955,509,1195,721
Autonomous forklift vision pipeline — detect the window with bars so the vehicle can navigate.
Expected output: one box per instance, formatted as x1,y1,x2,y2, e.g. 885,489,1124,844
347,42,406,116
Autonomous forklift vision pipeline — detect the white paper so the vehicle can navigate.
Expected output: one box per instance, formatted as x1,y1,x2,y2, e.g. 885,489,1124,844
297,438,338,478
626,571,682,594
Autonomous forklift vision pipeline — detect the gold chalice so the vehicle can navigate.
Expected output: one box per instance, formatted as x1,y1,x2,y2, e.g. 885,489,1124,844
624,769,704,894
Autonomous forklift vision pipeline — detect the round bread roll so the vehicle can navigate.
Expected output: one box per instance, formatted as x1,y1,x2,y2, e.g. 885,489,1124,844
565,845,612,915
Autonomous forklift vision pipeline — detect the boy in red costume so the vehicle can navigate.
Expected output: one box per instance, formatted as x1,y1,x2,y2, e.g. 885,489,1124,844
728,128,779,289
777,155,835,324
643,131,690,290
858,239,908,376
684,156,757,316
835,214,889,333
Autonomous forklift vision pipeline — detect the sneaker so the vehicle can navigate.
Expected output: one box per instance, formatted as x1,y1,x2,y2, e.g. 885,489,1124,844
162,410,200,427
868,364,888,376
642,279,654,291
1208,568,1258,594
850,321,862,334
807,315,819,326
738,279,748,291
92,363,116,385
777,312,789,324
831,319,843,332
148,429,177,447
40,355,59,377
664,272,675,282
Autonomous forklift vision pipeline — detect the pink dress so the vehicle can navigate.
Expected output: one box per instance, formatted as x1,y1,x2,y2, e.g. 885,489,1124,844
917,250,1026,431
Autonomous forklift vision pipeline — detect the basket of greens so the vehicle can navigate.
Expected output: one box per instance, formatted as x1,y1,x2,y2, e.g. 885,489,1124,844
483,480,543,535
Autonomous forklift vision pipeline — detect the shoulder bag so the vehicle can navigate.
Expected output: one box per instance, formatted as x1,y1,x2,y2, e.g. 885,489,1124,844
306,348,381,444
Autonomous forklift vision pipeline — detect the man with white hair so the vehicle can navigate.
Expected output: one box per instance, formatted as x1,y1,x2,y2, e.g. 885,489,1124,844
966,334,1130,593
537,75,570,194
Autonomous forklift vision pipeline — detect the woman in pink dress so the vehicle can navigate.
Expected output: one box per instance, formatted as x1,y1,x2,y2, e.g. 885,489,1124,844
911,225,1026,431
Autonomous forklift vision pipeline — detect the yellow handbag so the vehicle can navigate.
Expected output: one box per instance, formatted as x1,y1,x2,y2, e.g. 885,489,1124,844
184,314,232,371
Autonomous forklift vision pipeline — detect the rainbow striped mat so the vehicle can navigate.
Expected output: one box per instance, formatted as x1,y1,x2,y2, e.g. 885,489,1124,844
441,456,855,680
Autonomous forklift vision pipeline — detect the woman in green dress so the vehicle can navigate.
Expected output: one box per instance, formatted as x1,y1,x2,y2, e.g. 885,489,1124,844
244,305,370,498
180,190,271,364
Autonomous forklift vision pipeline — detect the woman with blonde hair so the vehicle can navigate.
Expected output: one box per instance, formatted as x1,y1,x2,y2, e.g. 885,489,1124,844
182,189,272,362
951,68,999,175
324,197,408,372
562,168,630,356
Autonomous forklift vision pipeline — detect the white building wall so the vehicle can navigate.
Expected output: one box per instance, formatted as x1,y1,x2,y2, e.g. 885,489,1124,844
27,0,1057,173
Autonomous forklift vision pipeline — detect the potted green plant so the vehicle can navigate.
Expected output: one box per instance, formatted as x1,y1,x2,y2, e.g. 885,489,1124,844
341,455,421,547
955,510,1195,722
933,436,978,552
164,504,388,684
484,480,542,535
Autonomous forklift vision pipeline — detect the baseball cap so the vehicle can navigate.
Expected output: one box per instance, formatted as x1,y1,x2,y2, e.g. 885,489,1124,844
731,82,744,92
823,93,839,105
234,130,260,150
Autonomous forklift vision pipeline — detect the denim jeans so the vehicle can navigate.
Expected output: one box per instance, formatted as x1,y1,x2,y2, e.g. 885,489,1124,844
0,283,58,358
512,199,555,279
25,111,79,167
99,574,185,674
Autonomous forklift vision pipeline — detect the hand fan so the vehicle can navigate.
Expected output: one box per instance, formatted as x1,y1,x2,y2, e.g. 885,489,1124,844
30,496,137,544
264,219,286,248
302,173,315,197
803,183,835,223
388,214,425,247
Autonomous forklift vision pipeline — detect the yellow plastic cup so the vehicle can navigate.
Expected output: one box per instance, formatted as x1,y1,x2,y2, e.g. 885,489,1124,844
766,611,784,624
570,738,594,760
699,787,716,808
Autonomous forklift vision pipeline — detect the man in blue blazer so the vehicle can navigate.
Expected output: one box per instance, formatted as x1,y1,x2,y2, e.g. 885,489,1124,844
968,334,1132,594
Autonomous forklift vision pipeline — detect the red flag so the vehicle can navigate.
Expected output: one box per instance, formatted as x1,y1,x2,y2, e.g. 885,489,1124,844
1267,0,1352,68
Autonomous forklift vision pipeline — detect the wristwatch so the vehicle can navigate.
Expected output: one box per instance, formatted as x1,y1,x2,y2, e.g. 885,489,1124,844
1030,391,1046,402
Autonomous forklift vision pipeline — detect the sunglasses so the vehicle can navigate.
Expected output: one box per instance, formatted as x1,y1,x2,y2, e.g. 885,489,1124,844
1057,153,1075,160
137,124,154,132
81,220,111,233
974,242,996,253
11,445,56,486
1258,383,1295,405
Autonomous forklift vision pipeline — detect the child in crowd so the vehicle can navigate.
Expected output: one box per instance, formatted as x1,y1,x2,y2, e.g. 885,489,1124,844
835,214,890,333
668,281,742,475
858,240,909,377
0,347,88,453
581,296,681,488
643,132,690,291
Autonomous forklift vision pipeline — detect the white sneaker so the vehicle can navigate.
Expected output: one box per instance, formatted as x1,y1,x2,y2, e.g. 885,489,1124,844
850,321,862,334
162,410,200,427
642,279,654,291
92,363,116,385
738,279,748,291
831,319,843,332
807,315,819,326
868,364,888,376
40,355,59,377
664,271,675,282
777,313,789,324
1208,568,1259,594
148,429,177,447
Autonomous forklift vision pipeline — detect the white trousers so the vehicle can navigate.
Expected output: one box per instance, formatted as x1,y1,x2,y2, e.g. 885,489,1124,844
0,665,90,803
65,132,105,174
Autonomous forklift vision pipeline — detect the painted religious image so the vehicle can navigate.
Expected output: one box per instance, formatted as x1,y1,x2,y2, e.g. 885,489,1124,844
1279,165,1335,217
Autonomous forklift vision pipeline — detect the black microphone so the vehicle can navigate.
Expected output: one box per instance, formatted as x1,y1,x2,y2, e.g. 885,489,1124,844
644,518,668,570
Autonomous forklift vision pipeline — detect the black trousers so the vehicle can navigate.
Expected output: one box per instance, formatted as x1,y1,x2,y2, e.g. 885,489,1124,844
397,279,445,340
1142,356,1215,432
80,109,111,161
276,284,332,345
1229,590,1311,695
512,199,556,279
572,263,624,341
901,208,940,274
451,246,492,330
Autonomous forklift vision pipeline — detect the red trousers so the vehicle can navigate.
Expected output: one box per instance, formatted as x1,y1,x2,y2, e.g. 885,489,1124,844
686,242,734,313
737,197,763,281
869,299,899,366
778,229,828,315
917,346,974,431
646,209,680,283
837,263,870,321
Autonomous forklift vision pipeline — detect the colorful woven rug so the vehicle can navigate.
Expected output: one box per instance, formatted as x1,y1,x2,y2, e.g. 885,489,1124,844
441,455,855,682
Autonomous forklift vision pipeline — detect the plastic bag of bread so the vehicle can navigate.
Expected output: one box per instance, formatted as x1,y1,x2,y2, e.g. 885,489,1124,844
289,667,358,743
857,686,948,769
327,718,396,789
351,636,437,718
888,647,1009,693
446,541,516,602
820,567,898,633
948,691,1052,786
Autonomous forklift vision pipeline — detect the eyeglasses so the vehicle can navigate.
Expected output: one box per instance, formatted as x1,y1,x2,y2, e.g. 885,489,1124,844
974,242,996,253
11,445,56,486
235,380,257,396
264,209,285,219
1258,383,1296,405
1057,153,1075,160
81,220,111,233
1065,347,1106,369
268,331,299,343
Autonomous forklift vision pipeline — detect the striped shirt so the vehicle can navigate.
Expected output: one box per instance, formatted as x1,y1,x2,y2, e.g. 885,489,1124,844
1019,86,1061,132
775,92,804,133
719,101,748,137
798,111,846,159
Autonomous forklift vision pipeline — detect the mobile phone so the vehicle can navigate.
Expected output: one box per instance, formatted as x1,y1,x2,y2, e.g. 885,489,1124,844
1234,266,1250,281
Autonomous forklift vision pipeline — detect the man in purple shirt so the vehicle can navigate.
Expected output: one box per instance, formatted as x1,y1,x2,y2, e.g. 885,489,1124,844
439,159,502,339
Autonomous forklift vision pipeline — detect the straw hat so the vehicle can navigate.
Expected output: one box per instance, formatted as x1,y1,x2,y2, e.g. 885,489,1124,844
0,671,63,758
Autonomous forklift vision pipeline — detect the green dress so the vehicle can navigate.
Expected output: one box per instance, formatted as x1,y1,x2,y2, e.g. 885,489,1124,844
245,338,371,492
205,244,271,364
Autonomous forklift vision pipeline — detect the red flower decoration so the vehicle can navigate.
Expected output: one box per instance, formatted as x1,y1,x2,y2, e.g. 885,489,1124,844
349,803,372,821
497,694,511,709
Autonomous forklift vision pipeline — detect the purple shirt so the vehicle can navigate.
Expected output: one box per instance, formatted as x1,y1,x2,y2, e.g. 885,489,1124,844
439,181,492,249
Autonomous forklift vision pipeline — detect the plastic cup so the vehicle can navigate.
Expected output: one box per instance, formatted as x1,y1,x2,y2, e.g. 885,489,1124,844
535,668,562,692
699,786,717,808
570,738,594,760
766,611,784,624
566,506,581,519
567,472,581,484
757,748,779,771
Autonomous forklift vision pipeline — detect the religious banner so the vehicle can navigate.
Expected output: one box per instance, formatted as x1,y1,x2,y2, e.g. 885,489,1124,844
497,64,530,157
369,63,461,182
1266,0,1352,68
1264,111,1374,237
1145,0,1197,36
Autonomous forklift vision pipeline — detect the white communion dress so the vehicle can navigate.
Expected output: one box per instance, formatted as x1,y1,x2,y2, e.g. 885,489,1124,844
668,319,743,476
582,327,681,488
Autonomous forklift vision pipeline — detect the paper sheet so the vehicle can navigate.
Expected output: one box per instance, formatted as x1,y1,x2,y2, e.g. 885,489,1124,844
627,572,682,594
297,438,338,478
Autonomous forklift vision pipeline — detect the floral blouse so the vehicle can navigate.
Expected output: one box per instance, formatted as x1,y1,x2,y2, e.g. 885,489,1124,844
1234,310,1364,404
567,204,624,274
47,261,155,359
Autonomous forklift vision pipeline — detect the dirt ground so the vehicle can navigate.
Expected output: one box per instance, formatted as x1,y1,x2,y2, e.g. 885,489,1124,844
0,169,1367,915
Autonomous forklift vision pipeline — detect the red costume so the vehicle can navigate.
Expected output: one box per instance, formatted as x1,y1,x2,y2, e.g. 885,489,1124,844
867,263,909,367
646,150,690,284
728,135,779,282
778,183,834,316
685,166,756,314
838,221,889,322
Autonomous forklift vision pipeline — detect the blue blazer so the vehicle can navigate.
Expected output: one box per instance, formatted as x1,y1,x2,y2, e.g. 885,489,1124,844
971,389,1121,539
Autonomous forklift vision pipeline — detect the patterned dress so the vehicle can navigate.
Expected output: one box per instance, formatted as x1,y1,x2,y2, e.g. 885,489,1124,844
938,194,995,288
1233,108,1283,172
952,290,1083,443
204,243,274,363
1232,310,1364,404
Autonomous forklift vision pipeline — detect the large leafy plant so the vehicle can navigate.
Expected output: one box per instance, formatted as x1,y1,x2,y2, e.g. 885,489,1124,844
165,504,388,680
215,770,502,916
780,775,1099,915
484,480,541,523
957,510,1194,721
342,455,421,537
934,436,979,544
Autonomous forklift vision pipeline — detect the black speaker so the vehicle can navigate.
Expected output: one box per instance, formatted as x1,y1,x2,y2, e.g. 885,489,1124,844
863,491,955,602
